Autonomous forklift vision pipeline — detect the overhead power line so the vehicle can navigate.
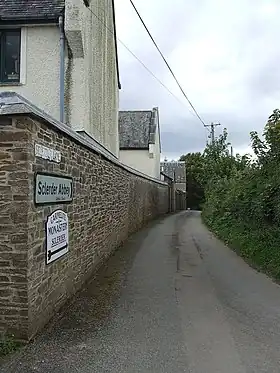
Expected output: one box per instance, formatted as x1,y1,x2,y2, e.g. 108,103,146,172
85,5,197,119
129,0,207,127
205,122,221,145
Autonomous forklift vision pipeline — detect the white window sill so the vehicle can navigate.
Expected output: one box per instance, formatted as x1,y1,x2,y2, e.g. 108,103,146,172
0,82,23,87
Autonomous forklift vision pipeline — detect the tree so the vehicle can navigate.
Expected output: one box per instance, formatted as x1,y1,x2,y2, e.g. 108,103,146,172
179,152,205,209
251,109,280,165
187,109,280,280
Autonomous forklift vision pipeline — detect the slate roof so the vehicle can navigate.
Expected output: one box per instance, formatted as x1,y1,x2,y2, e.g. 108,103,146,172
160,161,186,183
0,0,65,22
119,111,155,149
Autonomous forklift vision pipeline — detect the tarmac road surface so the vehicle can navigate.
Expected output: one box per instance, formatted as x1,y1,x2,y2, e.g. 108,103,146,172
1,211,280,372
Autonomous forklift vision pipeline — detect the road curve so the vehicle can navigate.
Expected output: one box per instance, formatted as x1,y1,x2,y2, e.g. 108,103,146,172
1,211,280,372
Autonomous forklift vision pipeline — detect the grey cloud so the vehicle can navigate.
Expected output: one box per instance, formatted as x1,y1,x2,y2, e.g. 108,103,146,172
127,0,203,54
160,111,265,157
245,54,280,99
116,0,280,158
161,130,207,155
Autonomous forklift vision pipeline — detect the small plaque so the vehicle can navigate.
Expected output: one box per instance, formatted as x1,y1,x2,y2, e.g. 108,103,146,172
35,143,61,163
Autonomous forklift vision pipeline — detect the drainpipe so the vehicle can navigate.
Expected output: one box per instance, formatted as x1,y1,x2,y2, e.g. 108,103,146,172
59,16,65,123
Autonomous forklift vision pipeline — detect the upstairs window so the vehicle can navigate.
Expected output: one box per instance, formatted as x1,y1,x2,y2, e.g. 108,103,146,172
0,30,21,83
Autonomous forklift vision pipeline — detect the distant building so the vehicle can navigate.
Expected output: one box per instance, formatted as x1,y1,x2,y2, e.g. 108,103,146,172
119,108,161,179
160,161,186,191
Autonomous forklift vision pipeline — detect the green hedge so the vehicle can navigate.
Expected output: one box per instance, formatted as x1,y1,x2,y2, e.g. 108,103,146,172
202,208,280,281
180,111,280,281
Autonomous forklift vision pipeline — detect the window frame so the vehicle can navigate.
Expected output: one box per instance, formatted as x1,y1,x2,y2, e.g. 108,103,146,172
0,29,21,84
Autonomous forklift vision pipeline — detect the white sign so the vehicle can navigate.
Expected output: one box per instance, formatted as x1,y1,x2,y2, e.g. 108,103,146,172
35,143,61,163
46,210,69,264
35,173,73,204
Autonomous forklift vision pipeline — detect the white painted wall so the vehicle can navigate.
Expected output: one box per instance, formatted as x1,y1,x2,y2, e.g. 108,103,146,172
0,26,61,120
0,0,119,156
119,107,161,179
119,149,156,177
65,0,119,156
153,128,161,178
151,107,161,179
119,139,161,179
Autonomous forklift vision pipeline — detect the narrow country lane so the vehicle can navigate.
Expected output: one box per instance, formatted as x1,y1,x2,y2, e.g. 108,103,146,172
1,211,280,372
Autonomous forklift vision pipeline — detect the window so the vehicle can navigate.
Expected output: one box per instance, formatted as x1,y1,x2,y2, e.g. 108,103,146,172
0,30,21,83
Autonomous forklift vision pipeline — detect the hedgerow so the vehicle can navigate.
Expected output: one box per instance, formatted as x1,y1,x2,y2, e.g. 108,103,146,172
181,109,280,280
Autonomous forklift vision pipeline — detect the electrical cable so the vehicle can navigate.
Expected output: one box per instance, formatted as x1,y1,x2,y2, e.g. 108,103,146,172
86,5,198,120
129,0,207,128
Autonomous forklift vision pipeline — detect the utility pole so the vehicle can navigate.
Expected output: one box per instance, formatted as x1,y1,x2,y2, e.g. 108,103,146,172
205,122,221,145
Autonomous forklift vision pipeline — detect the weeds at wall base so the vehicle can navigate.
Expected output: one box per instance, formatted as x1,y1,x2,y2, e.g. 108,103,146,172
0,335,22,358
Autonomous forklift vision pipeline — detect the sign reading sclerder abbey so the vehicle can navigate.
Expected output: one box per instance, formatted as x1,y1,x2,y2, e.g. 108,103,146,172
35,173,73,204
46,210,69,264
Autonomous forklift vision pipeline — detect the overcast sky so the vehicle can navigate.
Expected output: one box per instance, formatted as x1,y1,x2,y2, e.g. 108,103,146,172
115,0,280,160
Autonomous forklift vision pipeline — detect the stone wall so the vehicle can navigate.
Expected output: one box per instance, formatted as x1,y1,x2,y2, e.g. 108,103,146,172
0,103,170,340
176,189,187,211
175,182,186,192
0,116,31,340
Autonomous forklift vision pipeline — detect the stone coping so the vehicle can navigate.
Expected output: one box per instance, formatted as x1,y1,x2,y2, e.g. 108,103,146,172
0,92,167,186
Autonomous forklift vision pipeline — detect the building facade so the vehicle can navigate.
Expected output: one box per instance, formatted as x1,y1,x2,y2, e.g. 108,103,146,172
160,161,186,191
119,107,161,179
0,0,121,156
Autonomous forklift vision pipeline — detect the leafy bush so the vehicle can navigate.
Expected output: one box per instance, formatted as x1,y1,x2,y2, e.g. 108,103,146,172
0,335,21,357
180,109,280,280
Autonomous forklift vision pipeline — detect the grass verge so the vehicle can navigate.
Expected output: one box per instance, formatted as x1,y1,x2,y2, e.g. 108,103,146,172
202,212,280,282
